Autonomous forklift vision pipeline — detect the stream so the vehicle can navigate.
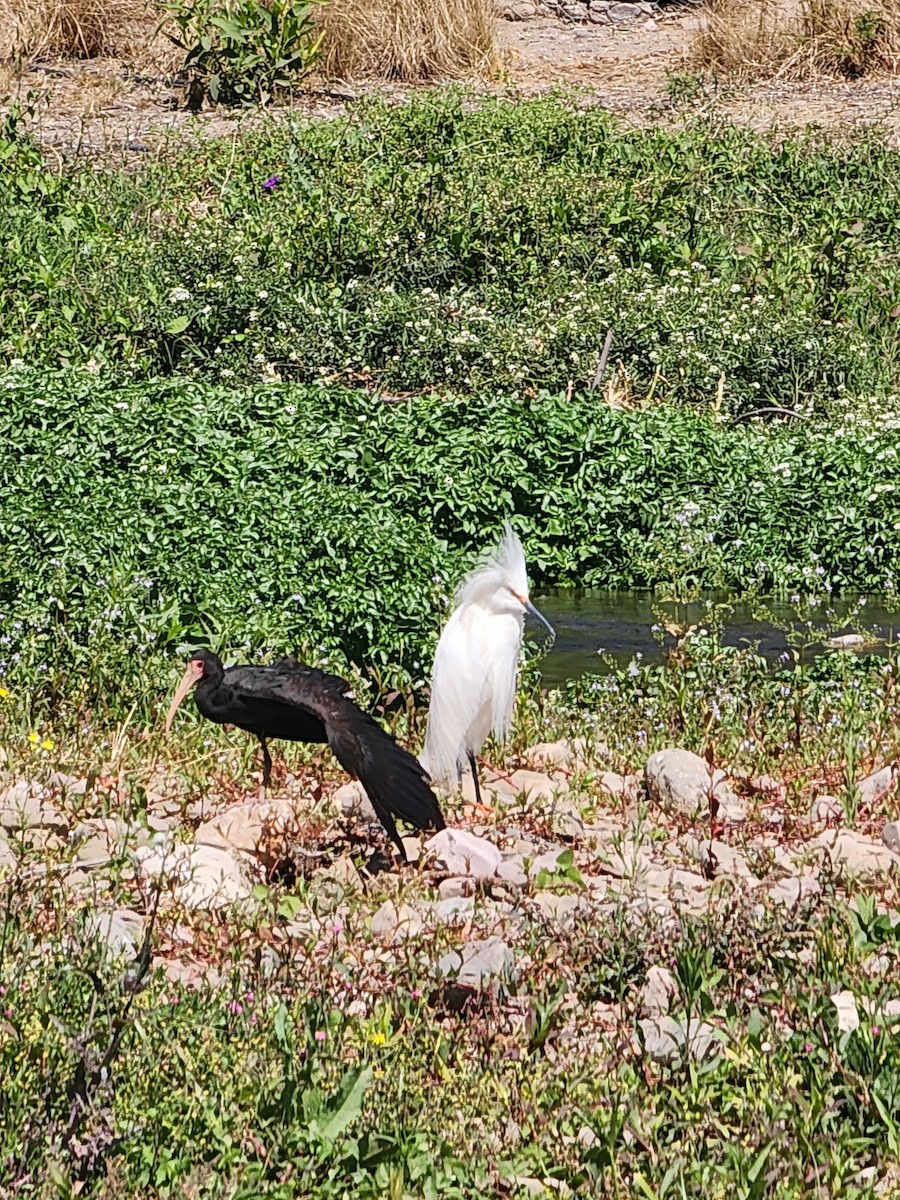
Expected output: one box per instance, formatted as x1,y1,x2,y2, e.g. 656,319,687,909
533,590,900,688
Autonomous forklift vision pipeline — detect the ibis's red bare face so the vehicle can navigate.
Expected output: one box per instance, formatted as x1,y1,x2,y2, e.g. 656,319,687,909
164,657,205,735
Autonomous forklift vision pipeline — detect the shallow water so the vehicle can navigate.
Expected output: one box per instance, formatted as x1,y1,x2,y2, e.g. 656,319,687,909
532,590,900,688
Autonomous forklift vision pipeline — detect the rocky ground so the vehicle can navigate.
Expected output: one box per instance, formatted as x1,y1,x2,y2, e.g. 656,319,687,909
3,735,899,1070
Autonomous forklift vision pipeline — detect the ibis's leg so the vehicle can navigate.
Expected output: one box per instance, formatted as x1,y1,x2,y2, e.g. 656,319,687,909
257,736,272,802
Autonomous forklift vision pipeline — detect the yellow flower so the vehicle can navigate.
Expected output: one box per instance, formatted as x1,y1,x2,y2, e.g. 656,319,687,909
0,687,8,699
368,1032,387,1046
41,738,54,751
28,732,38,745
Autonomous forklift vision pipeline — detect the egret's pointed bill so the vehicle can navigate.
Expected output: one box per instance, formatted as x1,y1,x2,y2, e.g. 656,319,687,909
524,599,556,645
164,659,203,734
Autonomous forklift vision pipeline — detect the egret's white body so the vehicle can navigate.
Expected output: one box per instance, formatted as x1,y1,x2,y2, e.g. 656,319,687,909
422,524,554,797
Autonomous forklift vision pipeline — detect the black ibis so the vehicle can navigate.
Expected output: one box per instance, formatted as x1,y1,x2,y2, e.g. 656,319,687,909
165,649,445,861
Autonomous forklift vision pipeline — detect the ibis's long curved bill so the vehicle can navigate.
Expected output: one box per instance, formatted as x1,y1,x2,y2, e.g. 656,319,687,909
525,599,556,646
164,660,203,735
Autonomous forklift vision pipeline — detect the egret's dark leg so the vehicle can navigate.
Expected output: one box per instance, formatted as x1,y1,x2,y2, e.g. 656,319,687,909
257,736,272,801
467,750,483,809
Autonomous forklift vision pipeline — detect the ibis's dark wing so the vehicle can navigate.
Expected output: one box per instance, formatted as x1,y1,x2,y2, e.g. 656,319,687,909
235,663,445,847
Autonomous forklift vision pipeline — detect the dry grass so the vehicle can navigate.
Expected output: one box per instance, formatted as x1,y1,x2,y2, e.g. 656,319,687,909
691,0,900,79
691,0,797,79
0,0,160,64
316,0,500,82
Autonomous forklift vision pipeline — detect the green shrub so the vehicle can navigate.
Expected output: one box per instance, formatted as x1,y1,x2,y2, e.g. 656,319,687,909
160,0,324,106
1,94,899,414
2,371,900,712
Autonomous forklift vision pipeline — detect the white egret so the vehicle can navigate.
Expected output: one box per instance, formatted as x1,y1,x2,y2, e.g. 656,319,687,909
421,523,555,808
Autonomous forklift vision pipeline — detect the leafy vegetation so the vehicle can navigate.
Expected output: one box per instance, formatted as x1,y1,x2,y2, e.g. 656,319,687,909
1,93,900,414
2,370,900,714
160,0,324,107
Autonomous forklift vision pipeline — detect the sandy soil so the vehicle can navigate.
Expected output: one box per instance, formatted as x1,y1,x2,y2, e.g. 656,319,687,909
3,3,900,156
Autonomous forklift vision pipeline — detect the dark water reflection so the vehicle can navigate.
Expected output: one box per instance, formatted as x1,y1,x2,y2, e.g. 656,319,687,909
532,589,900,689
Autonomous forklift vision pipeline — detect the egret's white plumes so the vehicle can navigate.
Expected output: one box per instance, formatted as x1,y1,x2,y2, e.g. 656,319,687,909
422,523,554,796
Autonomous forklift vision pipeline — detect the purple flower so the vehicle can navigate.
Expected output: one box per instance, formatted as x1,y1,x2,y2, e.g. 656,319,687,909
314,1030,326,1042
262,175,281,192
228,999,243,1016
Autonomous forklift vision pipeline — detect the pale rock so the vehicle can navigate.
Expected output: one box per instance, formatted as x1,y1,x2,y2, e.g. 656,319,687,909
196,798,299,867
497,0,537,17
609,0,643,18
496,855,528,888
550,800,585,839
809,795,843,823
370,900,423,942
826,633,866,650
438,876,475,900
598,771,628,797
0,836,16,873
61,867,92,893
767,876,821,906
49,772,89,795
621,774,642,801
511,837,541,856
436,936,517,989
527,848,569,878
401,836,421,864
425,828,502,879
504,1179,548,1199
709,841,755,879
642,865,711,906
857,765,896,807
815,830,900,878
590,843,640,878
310,855,363,910
682,835,754,879
524,740,573,771
73,817,133,867
645,749,745,823
86,908,145,957
0,781,68,833
862,953,891,979
75,836,114,868
830,989,860,1033
639,966,678,1017
639,1016,721,1064
144,770,184,812
494,769,570,802
748,774,785,798
134,843,252,909
24,828,65,852
883,821,900,853
432,896,475,923
332,780,376,822
532,891,588,922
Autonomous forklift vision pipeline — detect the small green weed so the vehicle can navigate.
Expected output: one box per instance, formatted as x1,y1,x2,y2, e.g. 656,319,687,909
160,0,324,106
